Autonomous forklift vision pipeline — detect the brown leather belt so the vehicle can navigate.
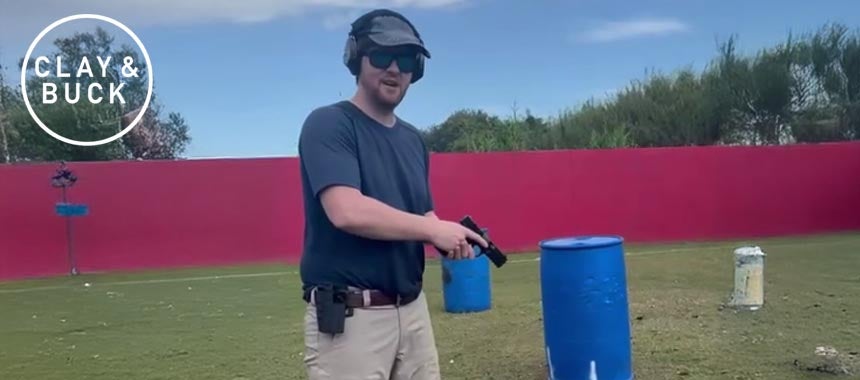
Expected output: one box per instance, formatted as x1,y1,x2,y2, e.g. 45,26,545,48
311,288,416,307
344,289,417,307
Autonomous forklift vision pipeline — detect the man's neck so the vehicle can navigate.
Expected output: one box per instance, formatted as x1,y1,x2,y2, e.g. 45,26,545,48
350,94,396,127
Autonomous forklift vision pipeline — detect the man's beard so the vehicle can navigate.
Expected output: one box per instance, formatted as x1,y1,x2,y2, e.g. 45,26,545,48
371,84,405,111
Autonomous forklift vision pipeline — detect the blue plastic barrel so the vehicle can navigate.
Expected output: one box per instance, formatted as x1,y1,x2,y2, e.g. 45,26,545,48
539,236,633,380
441,237,491,313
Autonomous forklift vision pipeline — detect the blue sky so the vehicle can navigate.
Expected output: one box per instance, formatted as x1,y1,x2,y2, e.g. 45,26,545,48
1,0,857,158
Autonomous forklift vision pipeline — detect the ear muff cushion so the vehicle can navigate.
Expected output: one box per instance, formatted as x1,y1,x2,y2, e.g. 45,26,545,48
343,35,359,75
410,55,424,83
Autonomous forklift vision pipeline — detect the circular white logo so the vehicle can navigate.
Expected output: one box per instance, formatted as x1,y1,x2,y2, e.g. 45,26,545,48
20,14,154,147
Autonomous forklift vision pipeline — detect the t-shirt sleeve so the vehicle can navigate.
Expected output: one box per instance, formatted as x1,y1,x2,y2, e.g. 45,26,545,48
298,106,361,198
423,142,435,214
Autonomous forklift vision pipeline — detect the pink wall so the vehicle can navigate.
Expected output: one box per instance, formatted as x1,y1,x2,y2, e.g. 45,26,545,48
2,142,860,281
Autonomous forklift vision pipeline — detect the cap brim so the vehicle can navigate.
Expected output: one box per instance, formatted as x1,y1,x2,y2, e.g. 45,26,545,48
368,32,431,58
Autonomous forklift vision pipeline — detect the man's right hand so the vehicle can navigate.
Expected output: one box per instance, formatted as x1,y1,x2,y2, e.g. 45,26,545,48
319,186,489,257
428,220,488,260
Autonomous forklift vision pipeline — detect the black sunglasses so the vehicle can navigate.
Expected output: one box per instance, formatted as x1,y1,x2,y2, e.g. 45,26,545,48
367,50,419,73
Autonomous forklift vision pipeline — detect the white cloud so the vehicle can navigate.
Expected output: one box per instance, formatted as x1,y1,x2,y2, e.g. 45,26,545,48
321,10,365,31
0,0,468,53
1,0,467,28
577,18,689,43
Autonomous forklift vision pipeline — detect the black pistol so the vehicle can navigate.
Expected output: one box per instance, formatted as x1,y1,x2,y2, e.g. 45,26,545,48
437,215,507,268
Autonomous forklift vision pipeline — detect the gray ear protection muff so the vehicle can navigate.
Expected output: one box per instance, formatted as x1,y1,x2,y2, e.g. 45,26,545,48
343,33,360,75
343,10,427,83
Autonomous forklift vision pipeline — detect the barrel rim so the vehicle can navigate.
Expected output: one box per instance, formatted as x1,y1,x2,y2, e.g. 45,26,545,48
539,235,624,250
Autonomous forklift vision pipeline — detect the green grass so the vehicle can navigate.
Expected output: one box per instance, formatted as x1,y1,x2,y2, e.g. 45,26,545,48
1,232,859,380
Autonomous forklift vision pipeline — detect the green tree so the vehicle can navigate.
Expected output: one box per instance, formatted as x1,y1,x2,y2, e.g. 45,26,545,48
547,101,630,149
797,23,860,141
120,106,191,160
0,58,10,163
422,109,503,152
710,36,798,145
417,22,858,152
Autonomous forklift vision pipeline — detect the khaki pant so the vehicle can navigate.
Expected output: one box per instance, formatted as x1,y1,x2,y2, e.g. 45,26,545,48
303,290,441,380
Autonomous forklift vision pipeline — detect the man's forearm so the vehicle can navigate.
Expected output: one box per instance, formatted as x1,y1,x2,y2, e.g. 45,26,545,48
336,195,436,241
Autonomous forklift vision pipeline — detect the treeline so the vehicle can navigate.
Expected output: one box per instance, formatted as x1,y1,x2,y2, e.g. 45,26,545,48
422,23,860,152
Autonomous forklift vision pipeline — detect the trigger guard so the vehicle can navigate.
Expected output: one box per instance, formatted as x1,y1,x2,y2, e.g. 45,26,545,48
467,241,485,257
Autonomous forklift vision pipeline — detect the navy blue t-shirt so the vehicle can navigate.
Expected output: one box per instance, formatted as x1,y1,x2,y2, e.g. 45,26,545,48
297,100,434,301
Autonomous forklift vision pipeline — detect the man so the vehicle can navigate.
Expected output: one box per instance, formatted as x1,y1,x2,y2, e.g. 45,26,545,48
297,8,488,380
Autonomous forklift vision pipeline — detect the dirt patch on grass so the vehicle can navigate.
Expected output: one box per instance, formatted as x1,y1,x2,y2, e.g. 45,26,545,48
793,347,859,376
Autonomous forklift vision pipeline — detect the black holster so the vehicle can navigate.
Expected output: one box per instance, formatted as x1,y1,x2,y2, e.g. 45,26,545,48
313,283,352,335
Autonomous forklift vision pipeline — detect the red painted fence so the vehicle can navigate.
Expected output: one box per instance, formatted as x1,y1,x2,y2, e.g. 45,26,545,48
2,142,860,281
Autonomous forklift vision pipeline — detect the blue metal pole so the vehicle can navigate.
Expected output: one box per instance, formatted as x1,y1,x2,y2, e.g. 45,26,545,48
62,186,78,276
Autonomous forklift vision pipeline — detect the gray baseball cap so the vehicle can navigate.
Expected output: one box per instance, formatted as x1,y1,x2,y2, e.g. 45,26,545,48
357,11,431,58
